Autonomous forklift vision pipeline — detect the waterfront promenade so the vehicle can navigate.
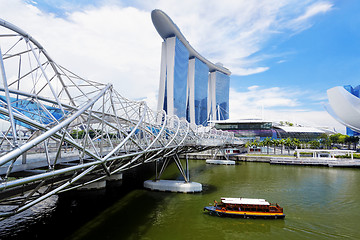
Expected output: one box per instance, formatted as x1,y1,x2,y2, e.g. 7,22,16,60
185,148,360,167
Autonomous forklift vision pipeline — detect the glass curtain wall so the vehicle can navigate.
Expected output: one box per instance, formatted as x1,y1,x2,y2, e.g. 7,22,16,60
173,37,189,118
215,72,230,120
194,58,209,126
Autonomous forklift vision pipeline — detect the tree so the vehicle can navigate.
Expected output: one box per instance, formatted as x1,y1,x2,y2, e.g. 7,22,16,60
349,136,359,150
329,133,341,147
345,136,352,149
292,138,301,150
246,140,258,152
309,140,320,149
319,133,331,149
258,140,264,153
71,129,85,139
262,137,271,155
284,138,292,155
338,134,349,145
271,139,280,155
278,139,285,155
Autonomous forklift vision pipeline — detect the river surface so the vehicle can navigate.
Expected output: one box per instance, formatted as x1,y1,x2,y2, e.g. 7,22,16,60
1,161,360,239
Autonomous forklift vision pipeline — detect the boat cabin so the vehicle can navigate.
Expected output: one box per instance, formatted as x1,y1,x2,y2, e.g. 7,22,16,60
217,197,283,213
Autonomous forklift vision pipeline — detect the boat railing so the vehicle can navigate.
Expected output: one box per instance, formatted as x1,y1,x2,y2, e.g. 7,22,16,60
269,204,283,213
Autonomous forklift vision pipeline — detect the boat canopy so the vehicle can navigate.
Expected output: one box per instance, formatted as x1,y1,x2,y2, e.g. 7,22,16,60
221,197,270,206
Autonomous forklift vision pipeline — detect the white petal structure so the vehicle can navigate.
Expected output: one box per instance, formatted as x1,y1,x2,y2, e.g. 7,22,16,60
326,86,360,132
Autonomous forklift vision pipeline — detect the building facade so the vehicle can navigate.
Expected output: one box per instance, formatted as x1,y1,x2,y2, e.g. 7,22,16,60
152,9,231,126
188,57,209,125
213,119,333,142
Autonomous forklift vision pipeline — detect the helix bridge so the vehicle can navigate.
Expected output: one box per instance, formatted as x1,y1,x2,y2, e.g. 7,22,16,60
0,18,239,219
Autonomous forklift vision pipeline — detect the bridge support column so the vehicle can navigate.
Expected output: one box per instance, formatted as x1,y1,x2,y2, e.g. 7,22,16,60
206,148,235,165
106,173,123,181
144,180,202,193
77,176,106,191
106,173,123,187
78,180,106,191
144,155,202,193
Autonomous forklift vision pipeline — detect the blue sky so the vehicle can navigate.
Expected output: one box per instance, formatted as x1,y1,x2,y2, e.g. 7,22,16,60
2,0,359,132
239,0,360,110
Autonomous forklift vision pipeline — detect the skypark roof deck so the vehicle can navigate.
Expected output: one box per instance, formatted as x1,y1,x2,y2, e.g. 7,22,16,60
151,9,231,75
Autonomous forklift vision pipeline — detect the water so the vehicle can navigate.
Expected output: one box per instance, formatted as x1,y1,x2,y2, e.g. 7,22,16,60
1,161,360,239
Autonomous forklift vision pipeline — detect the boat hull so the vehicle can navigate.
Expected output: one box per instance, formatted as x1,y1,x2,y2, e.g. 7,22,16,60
204,206,285,219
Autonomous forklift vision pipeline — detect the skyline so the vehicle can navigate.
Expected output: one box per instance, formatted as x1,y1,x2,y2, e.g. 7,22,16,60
1,0,357,133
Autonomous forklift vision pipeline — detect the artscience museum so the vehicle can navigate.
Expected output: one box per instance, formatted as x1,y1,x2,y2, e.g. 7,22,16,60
326,85,360,136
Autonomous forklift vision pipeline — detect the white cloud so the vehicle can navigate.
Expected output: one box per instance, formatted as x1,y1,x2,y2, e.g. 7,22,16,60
229,87,300,112
248,85,260,91
0,0,161,108
0,0,338,130
229,87,345,133
231,66,270,76
294,2,333,23
144,0,334,76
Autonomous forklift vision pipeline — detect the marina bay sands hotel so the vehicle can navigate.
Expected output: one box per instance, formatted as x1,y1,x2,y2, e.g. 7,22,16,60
152,10,231,126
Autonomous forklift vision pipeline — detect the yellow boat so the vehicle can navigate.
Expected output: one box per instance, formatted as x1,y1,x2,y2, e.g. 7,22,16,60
204,197,285,219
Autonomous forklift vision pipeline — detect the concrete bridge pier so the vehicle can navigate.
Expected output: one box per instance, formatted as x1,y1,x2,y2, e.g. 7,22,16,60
206,148,235,165
106,173,123,182
106,173,123,187
144,180,202,193
77,179,106,191
144,155,202,193
76,173,123,190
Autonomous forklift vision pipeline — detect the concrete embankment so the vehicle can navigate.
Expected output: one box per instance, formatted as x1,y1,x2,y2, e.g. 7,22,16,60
183,153,274,162
183,153,360,168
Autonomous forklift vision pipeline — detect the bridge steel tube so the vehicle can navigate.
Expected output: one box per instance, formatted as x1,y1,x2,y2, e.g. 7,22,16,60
0,84,111,167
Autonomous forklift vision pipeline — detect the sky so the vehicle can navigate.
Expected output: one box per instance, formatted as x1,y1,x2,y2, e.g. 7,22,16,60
1,0,359,133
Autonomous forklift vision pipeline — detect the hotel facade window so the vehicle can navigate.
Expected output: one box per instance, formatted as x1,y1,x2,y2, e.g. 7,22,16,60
157,36,189,119
208,71,230,121
187,57,209,126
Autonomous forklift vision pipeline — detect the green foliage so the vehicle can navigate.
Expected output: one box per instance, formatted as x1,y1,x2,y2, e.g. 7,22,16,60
336,153,360,159
318,133,331,149
328,133,359,150
70,129,102,139
292,138,301,148
308,140,320,149
338,134,349,144
71,129,85,139
329,133,342,144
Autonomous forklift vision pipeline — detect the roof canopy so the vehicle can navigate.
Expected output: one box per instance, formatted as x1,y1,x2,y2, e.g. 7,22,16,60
221,197,270,205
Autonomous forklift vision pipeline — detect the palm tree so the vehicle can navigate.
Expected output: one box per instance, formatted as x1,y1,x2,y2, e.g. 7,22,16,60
278,139,285,155
292,138,301,150
258,140,264,153
246,139,259,153
284,138,292,155
271,139,279,155
262,137,271,155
